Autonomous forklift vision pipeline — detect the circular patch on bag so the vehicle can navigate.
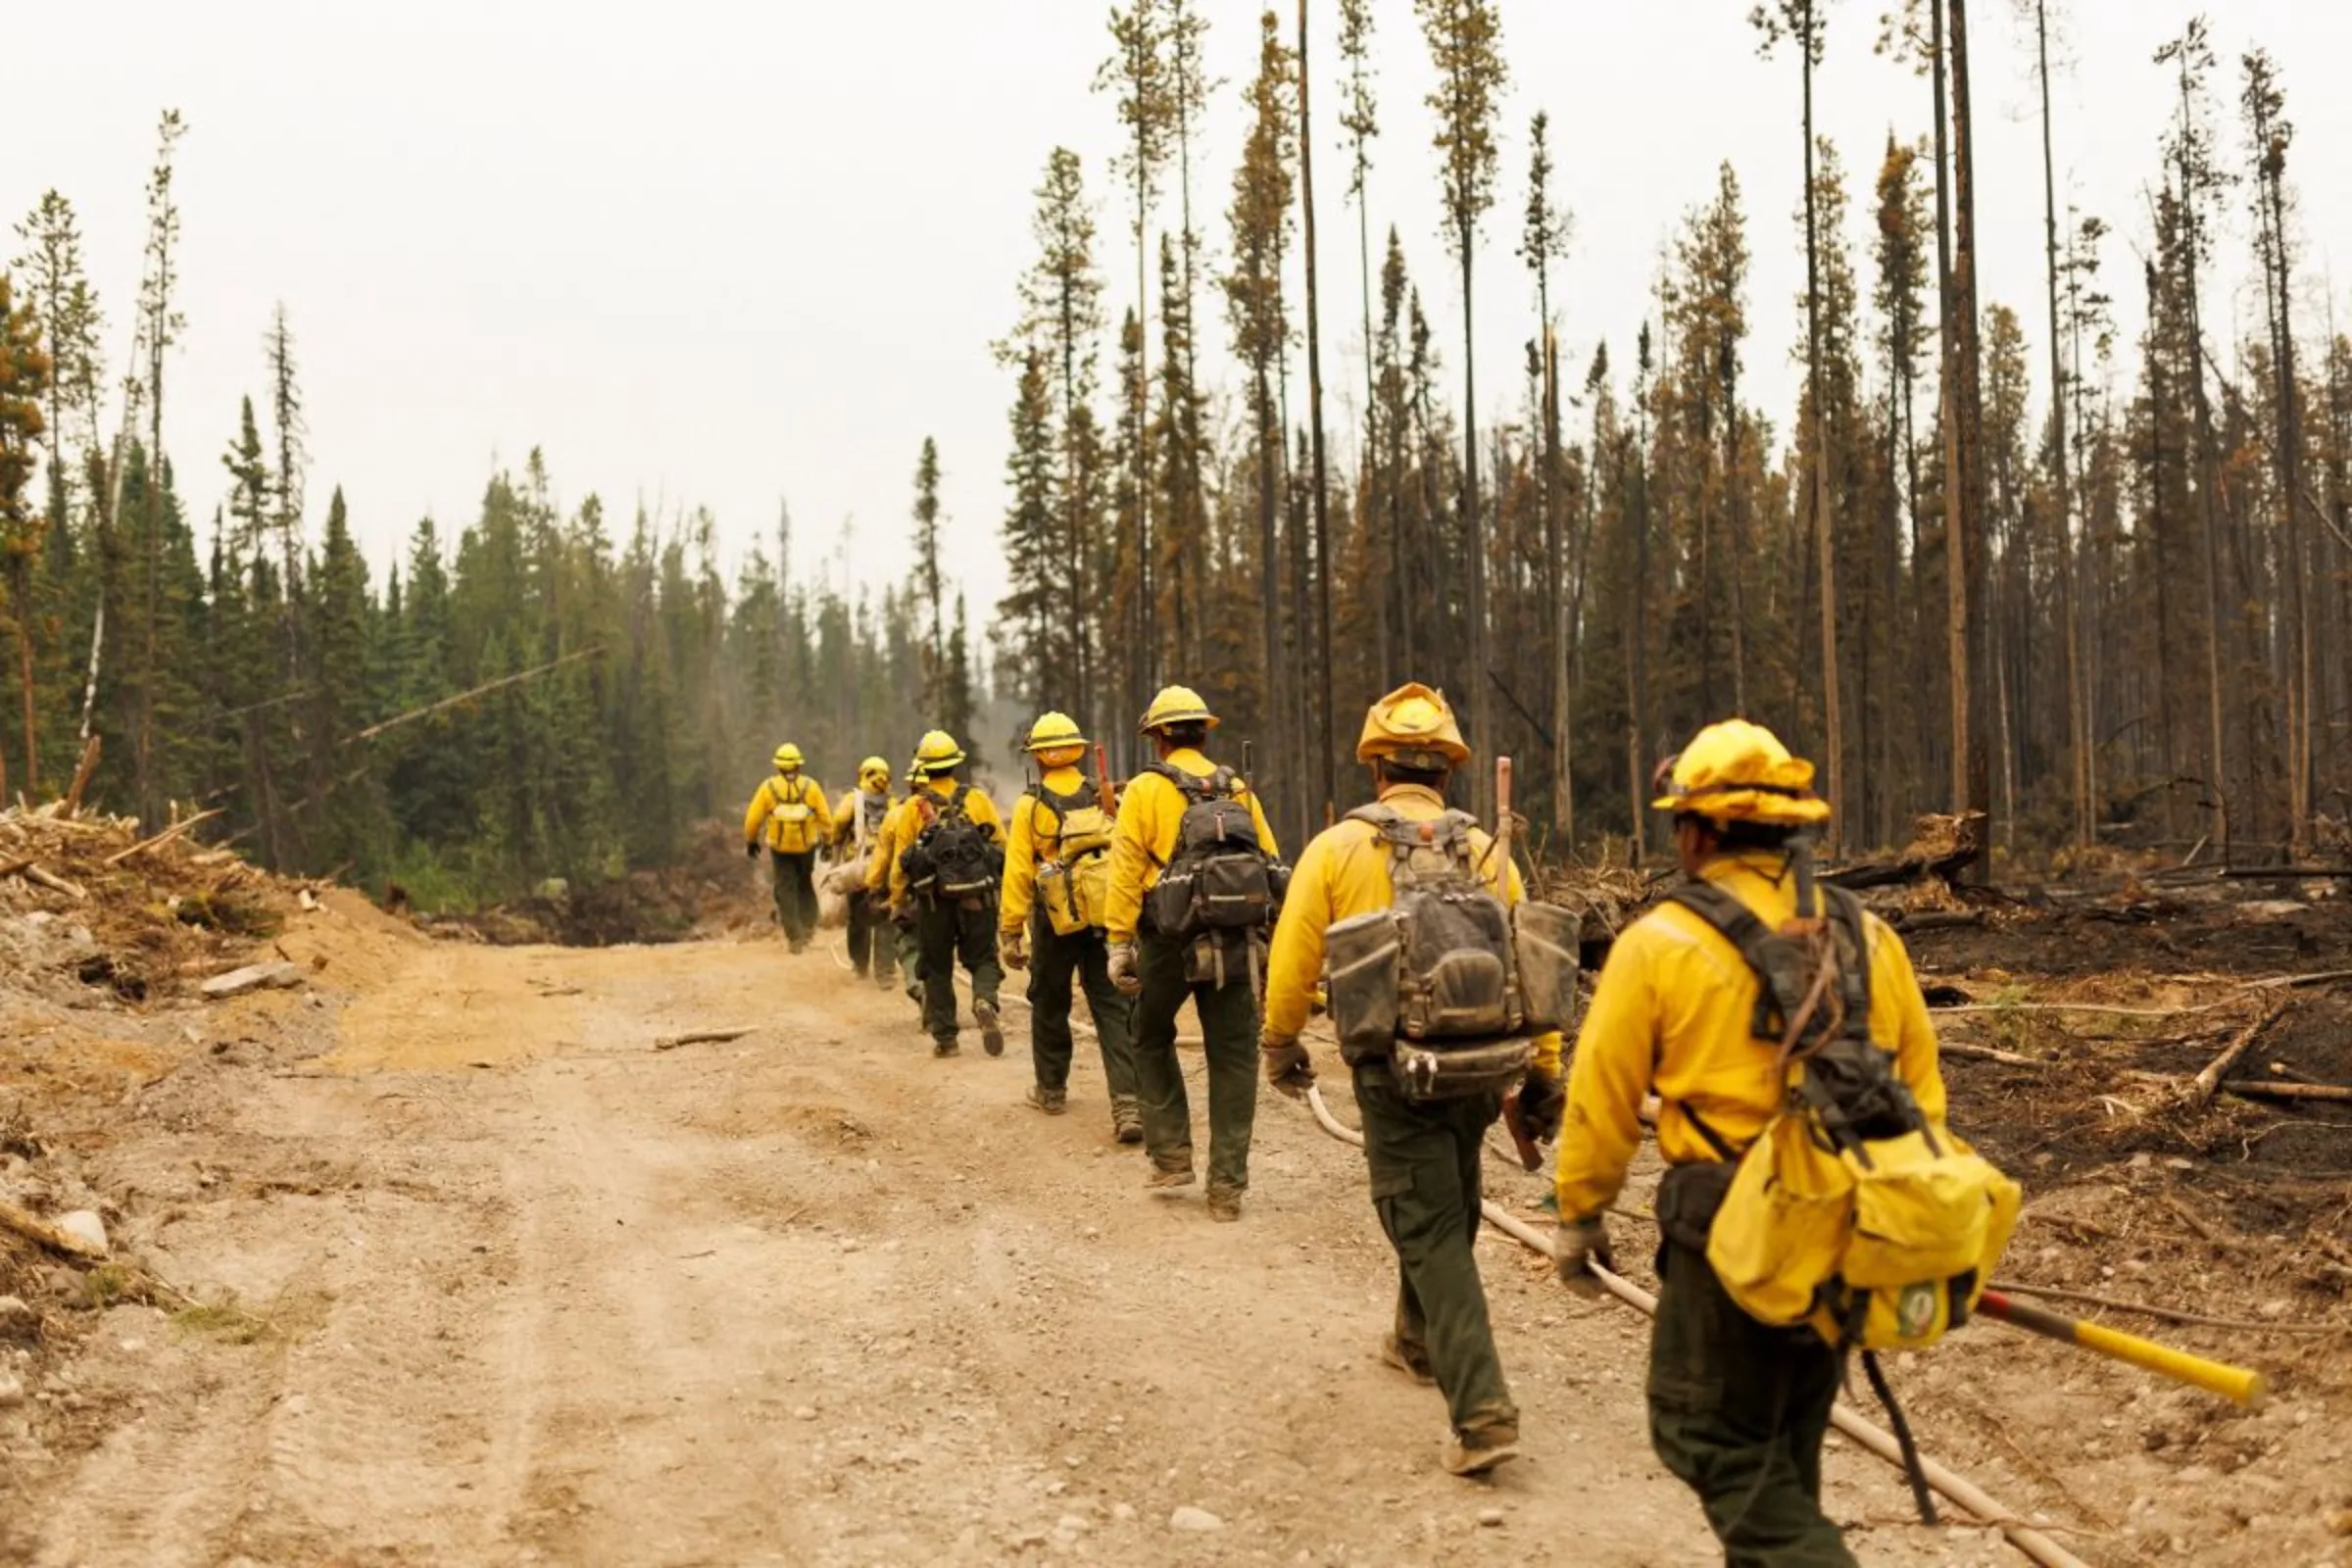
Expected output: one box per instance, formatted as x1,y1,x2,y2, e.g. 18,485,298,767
1896,1282,1938,1341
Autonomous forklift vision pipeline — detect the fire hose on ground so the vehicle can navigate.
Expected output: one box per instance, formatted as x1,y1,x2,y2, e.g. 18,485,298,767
1303,1085,2099,1568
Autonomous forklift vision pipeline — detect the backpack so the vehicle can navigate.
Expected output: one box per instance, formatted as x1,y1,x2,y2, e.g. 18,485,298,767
1142,764,1277,938
1031,781,1114,937
1669,879,2021,1353
1322,805,1581,1101
899,788,1001,901
763,777,823,854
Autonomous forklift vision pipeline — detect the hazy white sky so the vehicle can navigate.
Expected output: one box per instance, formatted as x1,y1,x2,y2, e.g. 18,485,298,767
17,2,2351,624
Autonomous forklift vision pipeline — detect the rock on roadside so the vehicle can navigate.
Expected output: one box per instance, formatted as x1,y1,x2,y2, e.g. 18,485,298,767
200,961,306,1000
57,1210,109,1255
1168,1506,1224,1533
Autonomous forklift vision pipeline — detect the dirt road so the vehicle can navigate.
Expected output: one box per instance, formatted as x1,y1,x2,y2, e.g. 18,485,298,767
5,902,2318,1566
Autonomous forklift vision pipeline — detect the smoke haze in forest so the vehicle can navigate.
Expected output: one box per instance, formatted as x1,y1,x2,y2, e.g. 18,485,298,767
16,1,2348,612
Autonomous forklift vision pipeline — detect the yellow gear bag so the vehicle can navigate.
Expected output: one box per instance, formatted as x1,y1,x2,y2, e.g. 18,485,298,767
764,779,822,854
1031,783,1113,938
1704,1103,2021,1350
1672,879,2022,1352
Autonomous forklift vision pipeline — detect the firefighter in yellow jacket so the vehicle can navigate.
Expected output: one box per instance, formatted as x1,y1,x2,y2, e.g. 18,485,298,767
1551,720,1948,1565
830,756,899,990
882,731,1009,1058
1259,682,1562,1477
1000,712,1141,1138
1103,685,1280,1220
743,744,831,954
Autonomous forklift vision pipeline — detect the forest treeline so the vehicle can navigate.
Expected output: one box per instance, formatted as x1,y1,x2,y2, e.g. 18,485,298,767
992,0,2352,869
1,4,2345,902
0,118,983,903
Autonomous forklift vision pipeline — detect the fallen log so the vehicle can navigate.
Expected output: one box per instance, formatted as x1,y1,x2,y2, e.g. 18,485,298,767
1940,1040,2041,1067
1822,811,1986,892
2224,1081,2352,1104
2187,1002,2291,1106
0,1199,107,1260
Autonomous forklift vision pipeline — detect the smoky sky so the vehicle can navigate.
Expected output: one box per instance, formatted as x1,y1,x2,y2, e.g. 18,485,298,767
16,1,2350,642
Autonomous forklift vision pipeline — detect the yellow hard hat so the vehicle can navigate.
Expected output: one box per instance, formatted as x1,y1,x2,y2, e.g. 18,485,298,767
772,743,805,771
1651,719,1832,826
1140,684,1218,734
858,756,891,787
1025,710,1089,757
915,729,966,769
1356,681,1471,769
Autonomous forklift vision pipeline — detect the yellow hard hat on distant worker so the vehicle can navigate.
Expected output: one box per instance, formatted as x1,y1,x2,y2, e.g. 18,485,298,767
772,743,805,771
915,730,966,770
1651,719,1832,827
1025,711,1088,758
1356,682,1471,771
858,756,891,788
1139,685,1217,734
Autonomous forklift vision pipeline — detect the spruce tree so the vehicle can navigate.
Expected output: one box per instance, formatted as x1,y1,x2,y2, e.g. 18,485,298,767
0,274,51,798
1415,0,1508,811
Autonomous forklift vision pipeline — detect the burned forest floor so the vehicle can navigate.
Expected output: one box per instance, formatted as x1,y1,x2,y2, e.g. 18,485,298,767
3,817,2351,1567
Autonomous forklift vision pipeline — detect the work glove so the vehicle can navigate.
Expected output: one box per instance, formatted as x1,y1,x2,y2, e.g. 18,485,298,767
1107,941,1142,997
1552,1216,1615,1298
745,841,761,861
1260,1034,1314,1100
1517,1070,1566,1145
1000,926,1028,972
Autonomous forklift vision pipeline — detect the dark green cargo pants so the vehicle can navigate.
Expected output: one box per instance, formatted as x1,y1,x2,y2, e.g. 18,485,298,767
916,894,1003,1045
768,850,818,945
1028,913,1138,1106
1353,1065,1517,1441
895,919,924,1004
846,889,897,981
1649,1242,1856,1567
1131,931,1259,1196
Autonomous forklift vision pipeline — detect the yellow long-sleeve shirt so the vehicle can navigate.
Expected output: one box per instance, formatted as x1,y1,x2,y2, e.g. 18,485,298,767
1000,765,1111,935
1261,783,1562,1076
874,777,1007,905
1103,747,1279,945
1552,852,1948,1224
864,797,915,896
743,772,832,855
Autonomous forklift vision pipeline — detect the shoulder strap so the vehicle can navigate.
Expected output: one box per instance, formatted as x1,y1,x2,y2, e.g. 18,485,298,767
1670,879,1877,1049
1146,760,1216,802
1667,880,1776,956
1822,884,1875,1027
1037,778,1100,817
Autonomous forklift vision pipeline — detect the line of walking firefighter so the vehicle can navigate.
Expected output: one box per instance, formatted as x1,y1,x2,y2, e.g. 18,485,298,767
746,690,2021,1564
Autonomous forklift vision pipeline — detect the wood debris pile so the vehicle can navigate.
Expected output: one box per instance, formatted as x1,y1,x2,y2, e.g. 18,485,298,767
0,803,294,1004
